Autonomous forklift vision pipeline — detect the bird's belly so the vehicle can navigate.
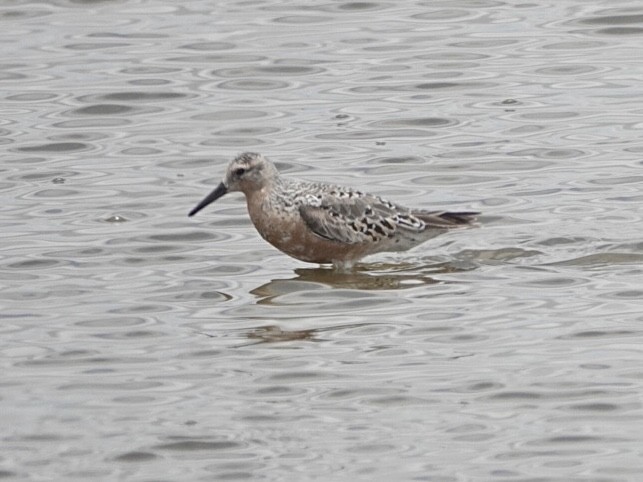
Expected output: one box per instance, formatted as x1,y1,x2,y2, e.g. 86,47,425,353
248,203,368,264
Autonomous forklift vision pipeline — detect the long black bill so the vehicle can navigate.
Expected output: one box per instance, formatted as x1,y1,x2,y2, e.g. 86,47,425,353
188,182,228,217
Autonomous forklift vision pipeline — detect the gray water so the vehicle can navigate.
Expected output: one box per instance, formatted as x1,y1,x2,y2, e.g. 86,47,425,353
2,0,643,480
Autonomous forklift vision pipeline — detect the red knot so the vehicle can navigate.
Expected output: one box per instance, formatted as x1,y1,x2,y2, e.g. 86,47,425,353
189,152,479,268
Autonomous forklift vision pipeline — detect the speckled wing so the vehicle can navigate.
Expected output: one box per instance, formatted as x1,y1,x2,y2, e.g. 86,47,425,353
298,190,413,244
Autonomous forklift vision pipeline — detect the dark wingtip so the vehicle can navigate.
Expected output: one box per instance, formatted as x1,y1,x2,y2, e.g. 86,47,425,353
412,210,480,229
439,211,480,224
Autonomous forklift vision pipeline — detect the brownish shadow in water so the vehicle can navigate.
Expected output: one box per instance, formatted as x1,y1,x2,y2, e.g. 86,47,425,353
244,262,480,304
235,321,384,347
244,324,318,344
248,259,476,305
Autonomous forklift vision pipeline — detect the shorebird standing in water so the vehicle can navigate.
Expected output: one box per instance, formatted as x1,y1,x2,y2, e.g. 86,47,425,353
189,152,478,269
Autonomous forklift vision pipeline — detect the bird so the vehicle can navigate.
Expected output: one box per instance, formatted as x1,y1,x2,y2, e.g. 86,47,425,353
189,152,478,269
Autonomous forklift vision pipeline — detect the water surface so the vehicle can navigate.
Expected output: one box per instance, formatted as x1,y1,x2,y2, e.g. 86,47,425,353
2,0,643,480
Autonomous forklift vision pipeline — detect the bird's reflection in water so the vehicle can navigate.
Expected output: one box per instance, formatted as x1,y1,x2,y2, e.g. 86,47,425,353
243,325,318,345
238,322,380,347
229,260,476,347
249,259,471,303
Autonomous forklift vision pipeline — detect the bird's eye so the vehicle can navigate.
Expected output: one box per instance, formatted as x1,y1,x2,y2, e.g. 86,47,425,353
234,167,246,177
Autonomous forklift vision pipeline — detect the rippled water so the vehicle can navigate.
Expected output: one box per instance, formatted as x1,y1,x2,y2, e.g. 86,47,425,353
3,0,643,480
